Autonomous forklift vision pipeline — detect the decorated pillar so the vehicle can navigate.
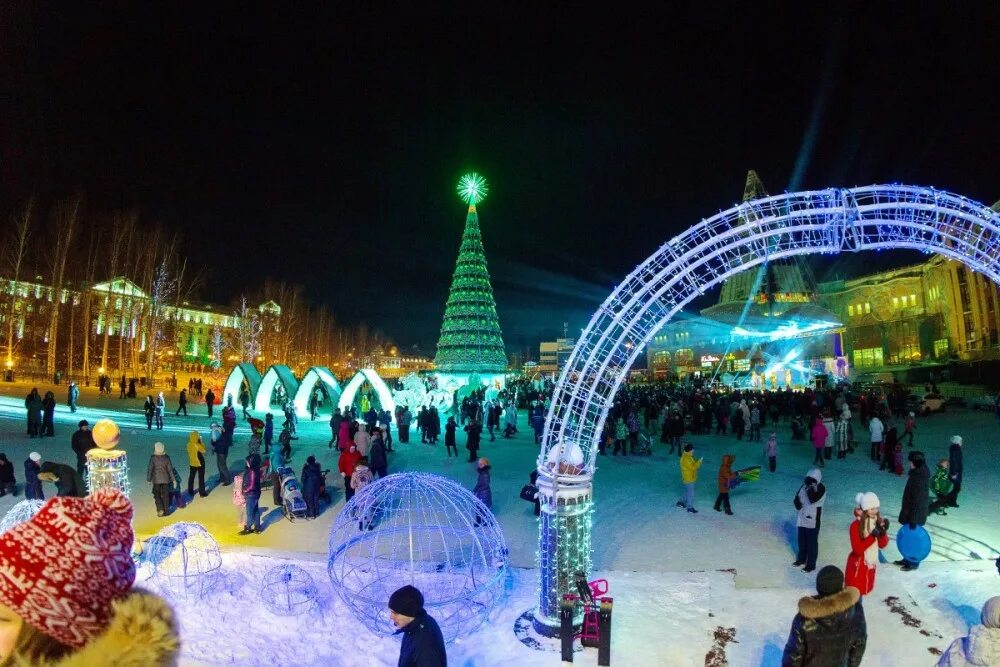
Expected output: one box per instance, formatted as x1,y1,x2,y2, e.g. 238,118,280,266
533,468,593,636
86,418,130,497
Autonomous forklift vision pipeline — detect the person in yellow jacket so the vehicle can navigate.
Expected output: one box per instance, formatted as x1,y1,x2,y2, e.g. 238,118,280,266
675,443,704,513
186,430,208,498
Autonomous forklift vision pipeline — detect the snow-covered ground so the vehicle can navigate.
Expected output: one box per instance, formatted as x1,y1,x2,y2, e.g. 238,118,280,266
0,381,997,665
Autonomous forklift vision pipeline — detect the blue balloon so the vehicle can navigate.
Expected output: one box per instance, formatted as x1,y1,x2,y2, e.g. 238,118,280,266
896,524,932,562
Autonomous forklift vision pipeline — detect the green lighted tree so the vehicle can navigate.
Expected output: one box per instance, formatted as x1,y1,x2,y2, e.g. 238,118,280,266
434,174,507,374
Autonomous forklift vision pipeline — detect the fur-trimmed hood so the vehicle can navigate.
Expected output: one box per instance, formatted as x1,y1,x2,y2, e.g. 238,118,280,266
797,586,860,619
21,589,179,667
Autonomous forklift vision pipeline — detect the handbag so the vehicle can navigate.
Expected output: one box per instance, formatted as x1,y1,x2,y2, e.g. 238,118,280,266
519,484,538,502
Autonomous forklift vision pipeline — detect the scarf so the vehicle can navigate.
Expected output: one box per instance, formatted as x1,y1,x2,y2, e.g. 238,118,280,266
860,514,880,567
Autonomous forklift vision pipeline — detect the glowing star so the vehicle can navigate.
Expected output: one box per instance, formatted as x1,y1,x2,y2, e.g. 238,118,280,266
457,173,488,205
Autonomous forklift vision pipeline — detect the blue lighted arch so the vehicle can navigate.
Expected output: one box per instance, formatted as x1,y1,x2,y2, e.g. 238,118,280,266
293,366,342,417
254,364,300,413
222,363,262,410
533,184,1000,630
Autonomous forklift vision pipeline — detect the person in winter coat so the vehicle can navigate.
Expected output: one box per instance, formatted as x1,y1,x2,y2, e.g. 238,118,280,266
465,420,483,462
176,389,188,416
868,416,884,462
399,406,412,444
41,391,56,437
23,452,43,500
38,461,86,498
936,595,1000,667
667,412,685,456
835,405,853,459
339,444,362,502
240,454,263,534
185,431,207,498
143,395,156,430
389,585,447,667
793,468,826,573
337,418,353,451
71,419,96,475
205,387,215,418
67,380,80,413
929,459,954,516
903,411,916,448
351,458,374,496
25,389,42,438
896,450,930,571
0,489,179,666
262,412,273,454
369,433,388,479
845,492,890,596
353,423,371,457
946,435,964,508
675,444,703,513
714,454,737,515
765,432,779,472
0,454,17,496
810,416,829,468
781,565,867,667
239,387,251,420
473,458,493,526
301,456,323,519
328,407,342,448
821,411,835,461
612,416,628,455
155,392,165,430
232,472,246,529
444,416,458,457
146,442,176,517
268,443,284,506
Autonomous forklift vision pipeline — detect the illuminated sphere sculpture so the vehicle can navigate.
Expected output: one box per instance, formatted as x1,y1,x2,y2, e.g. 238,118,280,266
0,499,46,534
91,418,121,450
327,472,508,642
260,564,318,616
145,522,222,600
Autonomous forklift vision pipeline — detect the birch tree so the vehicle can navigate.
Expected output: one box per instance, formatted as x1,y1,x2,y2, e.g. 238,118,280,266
45,197,81,376
2,199,33,367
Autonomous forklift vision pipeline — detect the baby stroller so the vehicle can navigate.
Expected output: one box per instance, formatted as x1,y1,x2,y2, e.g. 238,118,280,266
630,431,652,456
277,466,308,521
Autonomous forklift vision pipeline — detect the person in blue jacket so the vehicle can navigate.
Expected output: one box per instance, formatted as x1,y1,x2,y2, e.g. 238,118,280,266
24,452,43,500
389,585,446,667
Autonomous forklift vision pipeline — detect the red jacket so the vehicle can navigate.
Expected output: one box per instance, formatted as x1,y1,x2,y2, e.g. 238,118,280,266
844,518,889,595
338,448,361,478
811,421,829,450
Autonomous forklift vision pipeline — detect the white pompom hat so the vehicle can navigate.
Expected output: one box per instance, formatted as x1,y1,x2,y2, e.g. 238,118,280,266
856,492,880,510
950,435,963,445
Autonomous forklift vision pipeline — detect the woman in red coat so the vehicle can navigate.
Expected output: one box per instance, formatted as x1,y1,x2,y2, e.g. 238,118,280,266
338,444,362,502
845,491,890,596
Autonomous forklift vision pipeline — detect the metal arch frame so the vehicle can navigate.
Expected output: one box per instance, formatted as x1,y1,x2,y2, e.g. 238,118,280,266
292,366,342,418
532,184,1000,632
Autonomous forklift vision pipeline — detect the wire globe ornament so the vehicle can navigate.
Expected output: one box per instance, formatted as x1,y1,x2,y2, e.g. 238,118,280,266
144,522,223,600
327,472,508,642
260,564,319,616
457,172,488,206
0,499,45,534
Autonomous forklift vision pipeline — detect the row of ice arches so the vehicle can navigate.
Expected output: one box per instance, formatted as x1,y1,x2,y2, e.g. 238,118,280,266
222,364,395,419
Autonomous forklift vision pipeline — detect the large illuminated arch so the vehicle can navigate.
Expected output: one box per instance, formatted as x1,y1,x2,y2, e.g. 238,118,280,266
253,364,300,413
293,366,342,417
532,184,1000,634
221,363,262,410
338,369,396,416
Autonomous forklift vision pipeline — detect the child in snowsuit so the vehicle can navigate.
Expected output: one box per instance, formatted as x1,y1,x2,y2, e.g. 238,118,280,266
714,454,737,515
893,443,904,476
765,433,778,473
928,459,953,515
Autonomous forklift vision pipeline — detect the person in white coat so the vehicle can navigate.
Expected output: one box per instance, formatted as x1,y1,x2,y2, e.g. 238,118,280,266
937,596,1000,666
792,468,826,573
868,416,884,462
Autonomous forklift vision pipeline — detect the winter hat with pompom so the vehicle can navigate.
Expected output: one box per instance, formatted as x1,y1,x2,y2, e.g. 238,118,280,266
982,596,1000,628
951,435,963,445
0,489,135,648
856,492,880,511
29,451,41,462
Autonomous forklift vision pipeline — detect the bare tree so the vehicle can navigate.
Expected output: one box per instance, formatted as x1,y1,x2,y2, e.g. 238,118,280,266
45,197,81,376
100,211,136,374
234,297,263,364
2,199,34,367
79,225,103,383
144,257,176,381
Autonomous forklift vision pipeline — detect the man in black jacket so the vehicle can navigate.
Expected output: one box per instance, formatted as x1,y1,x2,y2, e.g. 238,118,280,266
70,420,96,476
782,565,867,667
946,435,963,508
897,450,930,571
37,460,86,498
389,585,446,667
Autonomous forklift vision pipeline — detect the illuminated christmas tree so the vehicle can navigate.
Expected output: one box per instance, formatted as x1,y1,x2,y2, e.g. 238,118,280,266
434,174,508,374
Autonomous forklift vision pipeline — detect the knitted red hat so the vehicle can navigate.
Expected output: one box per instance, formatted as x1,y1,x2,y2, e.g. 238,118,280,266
0,489,136,648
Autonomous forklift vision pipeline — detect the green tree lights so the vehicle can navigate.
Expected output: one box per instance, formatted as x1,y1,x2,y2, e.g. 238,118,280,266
434,174,507,374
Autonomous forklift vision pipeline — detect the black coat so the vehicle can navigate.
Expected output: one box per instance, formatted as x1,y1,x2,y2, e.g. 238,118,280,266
369,439,388,472
464,424,482,451
898,463,930,527
396,610,447,667
39,462,85,498
948,444,963,482
71,429,97,464
301,461,322,493
782,587,867,667
0,458,14,484
444,421,456,447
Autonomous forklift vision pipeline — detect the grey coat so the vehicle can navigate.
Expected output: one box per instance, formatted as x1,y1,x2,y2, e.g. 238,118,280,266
147,454,176,485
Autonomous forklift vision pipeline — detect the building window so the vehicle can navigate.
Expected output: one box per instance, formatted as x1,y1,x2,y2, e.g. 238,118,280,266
909,294,916,307
892,297,898,308
864,302,871,314
934,339,949,359
848,305,855,317
852,347,884,368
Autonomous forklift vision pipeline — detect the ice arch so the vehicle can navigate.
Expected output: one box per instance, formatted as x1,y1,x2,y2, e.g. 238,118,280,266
254,364,300,413
532,184,1000,633
221,363,262,410
293,366,342,417
338,369,396,416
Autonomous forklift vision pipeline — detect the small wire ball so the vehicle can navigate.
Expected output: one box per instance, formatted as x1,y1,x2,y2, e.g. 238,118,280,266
328,472,508,642
0,499,46,534
260,564,319,616
144,522,222,599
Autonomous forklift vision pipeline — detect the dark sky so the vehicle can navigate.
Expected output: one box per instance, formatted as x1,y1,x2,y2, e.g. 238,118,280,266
3,4,999,355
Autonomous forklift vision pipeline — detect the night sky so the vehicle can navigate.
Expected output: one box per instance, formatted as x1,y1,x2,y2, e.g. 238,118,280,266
3,4,999,355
